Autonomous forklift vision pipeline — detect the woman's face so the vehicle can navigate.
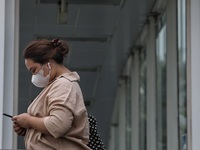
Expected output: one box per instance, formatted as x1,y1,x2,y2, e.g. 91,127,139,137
25,58,50,77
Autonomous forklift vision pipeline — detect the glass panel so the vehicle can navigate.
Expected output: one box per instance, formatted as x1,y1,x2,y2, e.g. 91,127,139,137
156,19,167,150
139,49,147,150
177,0,187,149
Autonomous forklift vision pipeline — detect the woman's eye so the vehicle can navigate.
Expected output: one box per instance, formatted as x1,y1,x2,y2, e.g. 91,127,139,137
30,68,36,74
33,69,37,74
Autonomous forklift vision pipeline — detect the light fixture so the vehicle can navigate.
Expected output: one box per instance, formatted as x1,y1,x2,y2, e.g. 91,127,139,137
57,0,68,24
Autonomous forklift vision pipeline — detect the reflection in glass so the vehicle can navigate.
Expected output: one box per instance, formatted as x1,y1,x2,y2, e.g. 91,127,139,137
178,0,187,149
139,49,147,150
156,21,167,150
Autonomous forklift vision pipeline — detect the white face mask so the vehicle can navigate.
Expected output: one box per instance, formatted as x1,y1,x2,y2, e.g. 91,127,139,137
31,63,51,88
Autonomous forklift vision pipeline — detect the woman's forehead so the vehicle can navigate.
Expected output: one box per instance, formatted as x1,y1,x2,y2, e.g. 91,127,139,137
25,59,38,70
25,59,33,66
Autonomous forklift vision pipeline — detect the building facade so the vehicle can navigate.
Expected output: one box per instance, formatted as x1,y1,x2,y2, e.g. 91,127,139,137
108,0,200,150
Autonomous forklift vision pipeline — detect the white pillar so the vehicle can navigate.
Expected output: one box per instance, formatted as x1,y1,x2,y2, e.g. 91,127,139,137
0,0,6,147
166,0,178,149
187,0,200,149
131,51,139,150
118,79,126,150
0,0,19,149
146,16,156,150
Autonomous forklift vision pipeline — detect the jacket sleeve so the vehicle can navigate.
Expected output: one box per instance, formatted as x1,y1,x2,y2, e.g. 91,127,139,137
44,79,76,138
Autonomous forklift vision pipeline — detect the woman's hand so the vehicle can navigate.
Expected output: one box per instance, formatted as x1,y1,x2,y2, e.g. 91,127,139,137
13,122,26,136
12,113,32,129
12,113,50,136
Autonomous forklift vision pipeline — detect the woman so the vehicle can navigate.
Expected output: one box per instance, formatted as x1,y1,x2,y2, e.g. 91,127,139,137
12,39,91,150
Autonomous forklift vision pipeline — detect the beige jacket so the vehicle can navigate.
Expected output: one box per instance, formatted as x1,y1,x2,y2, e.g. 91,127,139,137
24,72,91,150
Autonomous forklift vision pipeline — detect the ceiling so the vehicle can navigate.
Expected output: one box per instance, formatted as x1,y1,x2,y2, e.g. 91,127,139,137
19,0,155,146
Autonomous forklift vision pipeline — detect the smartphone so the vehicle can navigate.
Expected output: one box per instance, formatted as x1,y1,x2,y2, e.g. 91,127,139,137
3,113,13,118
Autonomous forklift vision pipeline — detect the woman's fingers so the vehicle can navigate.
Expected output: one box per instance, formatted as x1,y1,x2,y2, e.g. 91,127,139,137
13,123,21,131
13,122,26,136
20,129,26,136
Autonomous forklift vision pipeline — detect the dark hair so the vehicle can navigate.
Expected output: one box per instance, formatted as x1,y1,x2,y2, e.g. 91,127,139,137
23,39,69,64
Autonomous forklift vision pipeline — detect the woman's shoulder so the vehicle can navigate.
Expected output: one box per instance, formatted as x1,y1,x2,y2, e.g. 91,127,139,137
49,72,80,91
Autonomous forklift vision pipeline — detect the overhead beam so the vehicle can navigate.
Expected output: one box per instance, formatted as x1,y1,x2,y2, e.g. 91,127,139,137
37,0,122,5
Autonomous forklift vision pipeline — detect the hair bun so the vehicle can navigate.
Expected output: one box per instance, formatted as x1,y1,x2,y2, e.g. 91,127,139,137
59,41,69,57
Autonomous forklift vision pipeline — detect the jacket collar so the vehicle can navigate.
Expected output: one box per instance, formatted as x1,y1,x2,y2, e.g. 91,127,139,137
59,72,80,82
